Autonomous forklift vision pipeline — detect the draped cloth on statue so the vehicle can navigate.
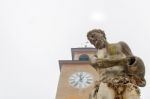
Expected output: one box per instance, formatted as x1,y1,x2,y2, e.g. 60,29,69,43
89,82,140,99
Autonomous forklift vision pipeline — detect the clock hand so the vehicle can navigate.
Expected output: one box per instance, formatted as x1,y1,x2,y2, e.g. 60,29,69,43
74,82,78,87
80,75,85,82
79,73,82,79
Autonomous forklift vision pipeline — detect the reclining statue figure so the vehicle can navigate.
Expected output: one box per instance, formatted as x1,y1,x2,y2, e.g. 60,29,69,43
87,29,146,99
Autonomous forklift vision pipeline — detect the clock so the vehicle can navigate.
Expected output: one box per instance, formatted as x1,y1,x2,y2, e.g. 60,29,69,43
68,72,93,89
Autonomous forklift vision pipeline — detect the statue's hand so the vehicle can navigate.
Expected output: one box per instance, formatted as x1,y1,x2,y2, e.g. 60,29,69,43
90,55,98,66
96,59,103,67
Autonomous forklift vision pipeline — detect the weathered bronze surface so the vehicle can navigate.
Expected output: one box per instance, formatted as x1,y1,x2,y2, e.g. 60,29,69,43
87,29,146,99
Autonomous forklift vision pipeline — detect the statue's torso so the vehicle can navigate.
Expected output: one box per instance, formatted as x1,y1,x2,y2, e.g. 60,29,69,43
98,43,127,82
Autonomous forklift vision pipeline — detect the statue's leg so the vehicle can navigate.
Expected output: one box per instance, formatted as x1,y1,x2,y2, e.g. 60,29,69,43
123,83,140,99
97,83,115,99
89,89,97,99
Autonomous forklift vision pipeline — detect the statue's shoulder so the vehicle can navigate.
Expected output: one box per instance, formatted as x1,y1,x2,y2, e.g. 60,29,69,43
118,41,129,47
109,41,128,49
109,41,127,46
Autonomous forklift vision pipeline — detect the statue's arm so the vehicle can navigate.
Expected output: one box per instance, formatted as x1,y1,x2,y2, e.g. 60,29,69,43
91,58,128,68
119,41,146,87
127,57,146,87
119,41,133,57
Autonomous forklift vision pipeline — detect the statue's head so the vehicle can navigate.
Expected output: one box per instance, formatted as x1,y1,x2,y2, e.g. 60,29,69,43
87,29,107,49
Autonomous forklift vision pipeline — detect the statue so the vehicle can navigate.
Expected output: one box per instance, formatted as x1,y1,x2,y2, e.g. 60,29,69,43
87,29,146,99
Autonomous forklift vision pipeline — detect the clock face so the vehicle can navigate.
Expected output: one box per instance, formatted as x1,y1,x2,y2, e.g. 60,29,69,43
68,72,93,89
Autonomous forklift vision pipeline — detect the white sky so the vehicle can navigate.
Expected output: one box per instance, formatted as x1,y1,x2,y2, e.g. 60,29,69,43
0,0,150,99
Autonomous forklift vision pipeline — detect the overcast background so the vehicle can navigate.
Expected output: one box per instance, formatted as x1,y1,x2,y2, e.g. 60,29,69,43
0,0,150,99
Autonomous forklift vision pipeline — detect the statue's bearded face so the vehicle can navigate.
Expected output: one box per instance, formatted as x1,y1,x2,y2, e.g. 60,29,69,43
87,31,107,49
